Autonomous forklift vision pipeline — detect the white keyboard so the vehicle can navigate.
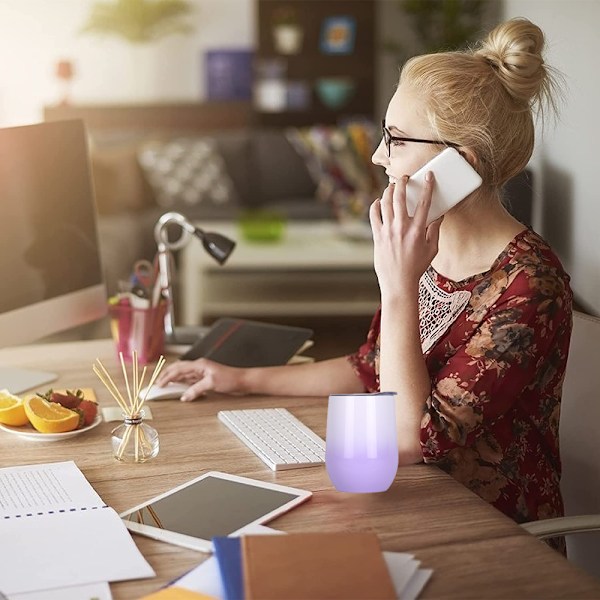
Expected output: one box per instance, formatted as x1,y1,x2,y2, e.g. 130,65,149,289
218,408,326,471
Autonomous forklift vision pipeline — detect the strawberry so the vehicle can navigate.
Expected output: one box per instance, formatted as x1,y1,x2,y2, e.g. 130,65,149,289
49,391,83,410
37,388,84,409
77,399,98,427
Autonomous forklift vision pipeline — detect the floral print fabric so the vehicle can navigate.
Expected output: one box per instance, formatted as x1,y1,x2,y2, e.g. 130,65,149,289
348,229,573,531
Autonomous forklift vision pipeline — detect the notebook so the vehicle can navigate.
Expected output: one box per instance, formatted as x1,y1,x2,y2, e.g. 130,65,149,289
0,461,154,595
212,536,244,600
240,532,396,600
180,318,313,367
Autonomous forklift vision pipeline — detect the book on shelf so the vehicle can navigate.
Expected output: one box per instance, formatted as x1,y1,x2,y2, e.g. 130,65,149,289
0,461,154,595
180,318,313,367
212,532,396,600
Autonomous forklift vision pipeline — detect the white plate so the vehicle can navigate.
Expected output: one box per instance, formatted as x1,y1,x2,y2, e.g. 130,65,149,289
0,414,103,442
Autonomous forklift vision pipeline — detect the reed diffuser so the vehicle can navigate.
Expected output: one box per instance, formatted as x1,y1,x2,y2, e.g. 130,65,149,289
93,351,165,463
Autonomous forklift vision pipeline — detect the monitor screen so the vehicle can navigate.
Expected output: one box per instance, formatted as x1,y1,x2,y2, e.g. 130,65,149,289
0,119,107,391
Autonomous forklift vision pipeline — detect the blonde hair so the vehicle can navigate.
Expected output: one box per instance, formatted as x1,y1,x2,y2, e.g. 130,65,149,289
400,18,562,187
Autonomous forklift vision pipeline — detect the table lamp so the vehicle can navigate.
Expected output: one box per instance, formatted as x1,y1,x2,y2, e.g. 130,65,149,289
154,212,236,342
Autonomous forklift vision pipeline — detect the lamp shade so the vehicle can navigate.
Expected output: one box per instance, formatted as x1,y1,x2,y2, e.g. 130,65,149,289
195,230,236,265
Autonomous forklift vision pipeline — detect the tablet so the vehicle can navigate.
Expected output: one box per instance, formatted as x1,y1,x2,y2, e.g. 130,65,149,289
119,471,311,552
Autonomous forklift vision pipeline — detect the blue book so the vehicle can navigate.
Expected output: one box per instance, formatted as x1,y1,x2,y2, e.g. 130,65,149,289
212,536,244,600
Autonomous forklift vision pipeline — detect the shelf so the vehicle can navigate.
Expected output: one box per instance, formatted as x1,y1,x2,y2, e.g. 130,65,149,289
255,0,376,127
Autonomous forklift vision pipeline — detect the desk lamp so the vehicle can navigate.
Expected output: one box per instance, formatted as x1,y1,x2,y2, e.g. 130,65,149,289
154,212,236,342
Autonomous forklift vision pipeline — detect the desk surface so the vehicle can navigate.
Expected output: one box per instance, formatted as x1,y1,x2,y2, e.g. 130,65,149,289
1,339,599,599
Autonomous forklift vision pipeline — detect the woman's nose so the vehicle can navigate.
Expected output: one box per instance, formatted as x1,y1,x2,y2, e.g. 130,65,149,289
372,138,388,167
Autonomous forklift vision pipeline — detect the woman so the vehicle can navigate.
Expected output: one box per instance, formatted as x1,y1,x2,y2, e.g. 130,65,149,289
157,18,572,533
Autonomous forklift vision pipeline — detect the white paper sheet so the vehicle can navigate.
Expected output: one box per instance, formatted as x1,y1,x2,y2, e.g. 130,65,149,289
0,460,104,515
8,581,113,600
402,569,434,600
383,552,420,596
0,461,154,595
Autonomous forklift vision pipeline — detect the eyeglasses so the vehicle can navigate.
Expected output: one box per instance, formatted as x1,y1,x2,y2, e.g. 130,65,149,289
381,120,459,157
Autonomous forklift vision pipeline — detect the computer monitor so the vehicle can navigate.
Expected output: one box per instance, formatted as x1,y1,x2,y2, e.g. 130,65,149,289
0,119,107,392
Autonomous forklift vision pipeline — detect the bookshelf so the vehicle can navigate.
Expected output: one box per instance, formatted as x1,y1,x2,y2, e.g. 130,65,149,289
254,0,376,127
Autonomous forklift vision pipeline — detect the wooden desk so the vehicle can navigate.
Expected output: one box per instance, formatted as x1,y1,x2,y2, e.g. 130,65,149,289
1,340,599,599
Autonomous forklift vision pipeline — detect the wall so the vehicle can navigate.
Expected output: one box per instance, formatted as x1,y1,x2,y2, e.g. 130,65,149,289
503,0,600,315
0,0,255,127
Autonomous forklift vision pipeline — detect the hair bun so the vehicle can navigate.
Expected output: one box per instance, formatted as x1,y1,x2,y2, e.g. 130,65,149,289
476,17,547,106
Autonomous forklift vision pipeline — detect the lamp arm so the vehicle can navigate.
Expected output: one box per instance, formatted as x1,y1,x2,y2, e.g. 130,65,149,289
156,240,175,338
154,211,196,251
153,212,235,342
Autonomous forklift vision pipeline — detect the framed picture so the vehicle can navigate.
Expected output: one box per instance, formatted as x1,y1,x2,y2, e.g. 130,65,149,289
320,15,356,55
205,49,254,101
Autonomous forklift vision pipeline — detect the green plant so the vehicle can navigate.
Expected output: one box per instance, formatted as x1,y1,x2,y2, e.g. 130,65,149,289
385,0,487,61
81,0,194,44
271,6,299,27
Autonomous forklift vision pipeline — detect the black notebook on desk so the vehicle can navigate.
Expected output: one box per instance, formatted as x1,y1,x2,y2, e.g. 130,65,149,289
180,318,313,367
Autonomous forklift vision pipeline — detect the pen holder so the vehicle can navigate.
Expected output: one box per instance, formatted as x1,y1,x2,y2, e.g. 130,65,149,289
111,410,159,463
109,301,167,365
326,392,398,493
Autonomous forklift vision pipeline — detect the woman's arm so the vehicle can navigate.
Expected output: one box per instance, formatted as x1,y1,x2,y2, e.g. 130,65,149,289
370,175,441,465
156,355,365,401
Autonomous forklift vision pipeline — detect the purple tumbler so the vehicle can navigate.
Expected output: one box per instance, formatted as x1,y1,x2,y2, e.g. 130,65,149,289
326,392,398,493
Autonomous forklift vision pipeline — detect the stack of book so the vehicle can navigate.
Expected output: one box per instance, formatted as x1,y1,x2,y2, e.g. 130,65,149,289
212,532,431,600
142,530,432,600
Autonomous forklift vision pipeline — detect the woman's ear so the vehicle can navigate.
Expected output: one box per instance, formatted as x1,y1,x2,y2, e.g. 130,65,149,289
458,148,479,170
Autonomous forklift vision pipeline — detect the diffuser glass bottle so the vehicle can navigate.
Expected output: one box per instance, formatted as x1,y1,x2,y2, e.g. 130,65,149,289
111,410,159,463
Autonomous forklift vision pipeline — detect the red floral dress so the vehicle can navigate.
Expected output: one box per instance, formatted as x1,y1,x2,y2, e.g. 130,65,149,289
348,229,573,536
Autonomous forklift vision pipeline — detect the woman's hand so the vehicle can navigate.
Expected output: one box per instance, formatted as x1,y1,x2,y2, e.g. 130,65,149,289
155,358,248,401
369,172,442,299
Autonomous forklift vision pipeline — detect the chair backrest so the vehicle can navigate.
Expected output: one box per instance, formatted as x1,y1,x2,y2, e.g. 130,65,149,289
559,310,600,577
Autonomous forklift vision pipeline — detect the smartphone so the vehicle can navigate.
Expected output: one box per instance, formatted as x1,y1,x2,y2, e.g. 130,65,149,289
404,147,483,224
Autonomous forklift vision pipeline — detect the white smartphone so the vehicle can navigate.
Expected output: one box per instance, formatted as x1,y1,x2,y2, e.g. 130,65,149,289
405,147,483,224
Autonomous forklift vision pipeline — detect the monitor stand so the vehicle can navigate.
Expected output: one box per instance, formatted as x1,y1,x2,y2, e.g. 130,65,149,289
0,366,57,395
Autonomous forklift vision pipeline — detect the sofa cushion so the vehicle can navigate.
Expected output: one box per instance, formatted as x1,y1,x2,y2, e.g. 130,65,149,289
138,138,240,218
211,131,253,205
251,131,317,206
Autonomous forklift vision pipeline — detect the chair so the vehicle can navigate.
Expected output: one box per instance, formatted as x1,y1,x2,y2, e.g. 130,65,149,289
521,311,600,579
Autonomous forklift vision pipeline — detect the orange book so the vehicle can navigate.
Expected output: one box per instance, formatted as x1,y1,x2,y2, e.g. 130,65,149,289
241,532,396,600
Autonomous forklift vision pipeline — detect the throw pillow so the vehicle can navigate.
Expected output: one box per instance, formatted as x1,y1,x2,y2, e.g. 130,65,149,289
285,122,385,222
138,138,239,214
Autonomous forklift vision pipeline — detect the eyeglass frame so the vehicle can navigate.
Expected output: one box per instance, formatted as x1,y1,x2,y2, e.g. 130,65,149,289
381,120,460,157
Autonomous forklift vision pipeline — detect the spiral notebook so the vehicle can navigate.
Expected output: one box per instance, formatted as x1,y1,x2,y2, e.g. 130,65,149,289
0,461,154,595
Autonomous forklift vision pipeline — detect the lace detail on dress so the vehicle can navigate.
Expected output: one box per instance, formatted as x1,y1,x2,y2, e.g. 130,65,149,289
419,270,471,353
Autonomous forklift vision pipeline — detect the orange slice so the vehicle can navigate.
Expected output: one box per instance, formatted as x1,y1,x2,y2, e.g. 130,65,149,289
24,396,80,433
0,390,29,426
